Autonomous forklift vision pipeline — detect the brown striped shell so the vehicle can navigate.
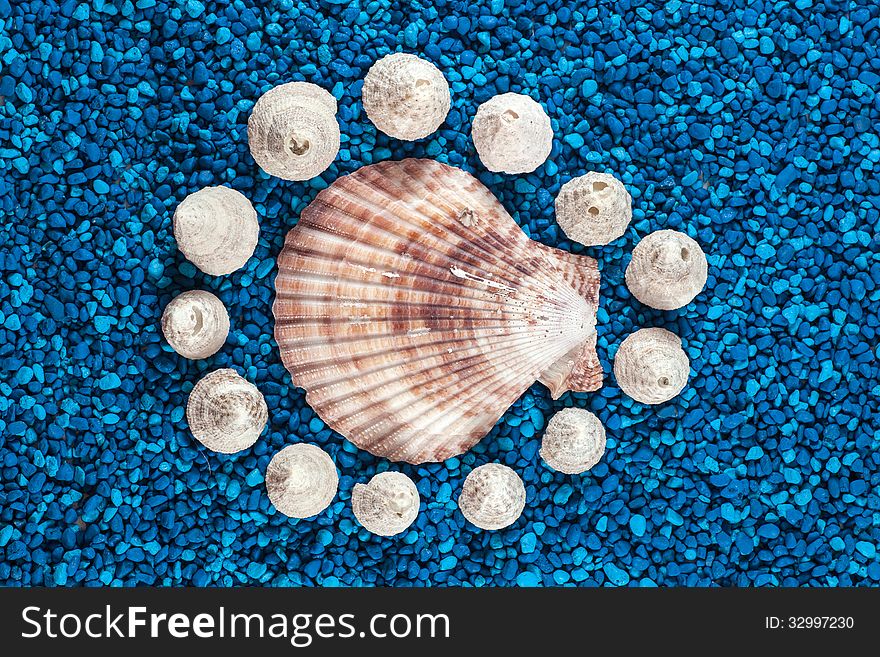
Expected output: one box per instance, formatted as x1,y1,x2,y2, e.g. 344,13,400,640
273,159,602,464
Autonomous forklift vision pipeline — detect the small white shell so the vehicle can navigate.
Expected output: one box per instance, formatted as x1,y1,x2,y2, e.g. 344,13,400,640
247,81,340,181
173,186,259,276
186,369,268,453
625,230,708,310
362,53,450,141
555,172,633,246
457,463,526,530
540,408,606,474
614,328,690,404
161,290,229,359
471,93,553,174
351,471,420,536
265,443,339,518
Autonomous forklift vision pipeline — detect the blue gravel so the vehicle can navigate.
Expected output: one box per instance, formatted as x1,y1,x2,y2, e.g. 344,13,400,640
1,1,879,587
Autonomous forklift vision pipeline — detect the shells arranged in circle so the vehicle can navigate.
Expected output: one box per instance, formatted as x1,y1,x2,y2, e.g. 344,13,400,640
614,328,690,404
540,407,606,474
247,81,340,181
625,229,708,310
265,444,339,519
161,290,229,359
555,172,633,246
173,186,260,276
362,53,450,141
186,369,268,453
471,93,553,174
273,158,602,464
457,463,526,530
351,471,420,537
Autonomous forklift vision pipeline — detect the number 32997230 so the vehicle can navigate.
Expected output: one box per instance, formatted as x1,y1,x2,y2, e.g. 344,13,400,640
765,616,854,629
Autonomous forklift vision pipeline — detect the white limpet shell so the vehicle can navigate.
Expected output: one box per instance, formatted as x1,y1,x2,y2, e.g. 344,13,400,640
614,328,690,404
457,463,526,531
247,81,340,181
186,369,268,453
362,53,450,141
555,172,633,246
351,471,420,536
161,290,229,359
173,186,259,276
625,229,708,310
471,93,553,174
265,443,339,519
540,407,606,474
273,159,603,464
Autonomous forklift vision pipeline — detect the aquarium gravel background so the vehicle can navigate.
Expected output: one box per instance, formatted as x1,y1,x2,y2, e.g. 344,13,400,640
1,0,879,587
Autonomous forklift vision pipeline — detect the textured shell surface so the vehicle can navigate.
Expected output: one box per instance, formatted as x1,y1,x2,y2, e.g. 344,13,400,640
457,463,526,530
555,172,633,246
265,443,339,518
362,53,450,141
540,407,606,474
247,81,340,181
351,471,420,536
173,186,259,276
471,93,553,174
625,229,708,310
273,158,602,464
161,290,230,359
186,369,268,453
614,328,690,404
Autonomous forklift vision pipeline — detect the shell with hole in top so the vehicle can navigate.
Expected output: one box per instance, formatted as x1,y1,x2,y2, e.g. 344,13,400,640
625,230,708,310
265,443,338,518
614,327,690,404
273,158,603,464
540,407,606,474
186,368,268,453
248,81,340,181
351,471,420,536
161,290,230,359
471,93,553,174
362,52,450,141
555,172,632,246
457,463,526,530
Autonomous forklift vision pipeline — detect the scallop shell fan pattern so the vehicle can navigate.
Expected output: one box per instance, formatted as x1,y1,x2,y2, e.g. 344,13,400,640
273,159,602,464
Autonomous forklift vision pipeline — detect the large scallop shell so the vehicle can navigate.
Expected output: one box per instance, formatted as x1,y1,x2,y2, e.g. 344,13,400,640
273,158,602,464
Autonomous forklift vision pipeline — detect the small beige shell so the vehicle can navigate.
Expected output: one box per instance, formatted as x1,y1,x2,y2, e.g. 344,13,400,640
625,230,708,310
614,328,690,404
161,290,229,359
362,53,450,141
351,471,420,537
173,186,259,276
265,443,339,518
540,408,606,474
186,369,268,453
555,172,633,246
247,81,340,181
471,93,553,174
457,463,526,530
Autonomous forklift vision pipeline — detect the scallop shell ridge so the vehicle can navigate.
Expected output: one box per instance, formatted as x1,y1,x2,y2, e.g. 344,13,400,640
273,158,602,464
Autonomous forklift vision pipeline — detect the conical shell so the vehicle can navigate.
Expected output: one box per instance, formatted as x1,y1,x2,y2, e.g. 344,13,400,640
362,53,450,141
248,81,340,181
265,443,338,518
625,230,708,310
555,172,632,246
471,93,553,174
161,290,230,359
614,328,689,404
186,369,268,453
173,186,259,276
273,159,602,464
351,471,420,537
540,407,606,474
457,463,525,530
